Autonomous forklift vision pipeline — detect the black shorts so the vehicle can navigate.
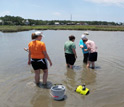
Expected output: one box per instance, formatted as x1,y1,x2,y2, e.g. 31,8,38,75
31,59,48,70
89,52,98,62
83,53,89,63
65,53,76,65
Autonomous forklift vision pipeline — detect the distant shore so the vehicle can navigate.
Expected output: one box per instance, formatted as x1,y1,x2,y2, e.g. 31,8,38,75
0,25,124,32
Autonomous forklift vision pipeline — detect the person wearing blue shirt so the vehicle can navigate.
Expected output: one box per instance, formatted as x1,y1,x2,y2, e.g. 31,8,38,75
79,33,89,64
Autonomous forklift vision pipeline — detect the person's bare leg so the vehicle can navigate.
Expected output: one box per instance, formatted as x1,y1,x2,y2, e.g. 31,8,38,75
92,62,95,69
43,69,48,84
69,65,73,69
34,69,40,85
86,61,90,68
66,64,70,68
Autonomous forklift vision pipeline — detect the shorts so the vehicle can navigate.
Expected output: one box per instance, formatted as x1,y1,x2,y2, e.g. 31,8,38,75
65,53,76,65
89,52,98,62
31,58,48,70
83,53,89,63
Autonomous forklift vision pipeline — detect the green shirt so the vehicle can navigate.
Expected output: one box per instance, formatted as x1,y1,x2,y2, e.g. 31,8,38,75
64,40,76,54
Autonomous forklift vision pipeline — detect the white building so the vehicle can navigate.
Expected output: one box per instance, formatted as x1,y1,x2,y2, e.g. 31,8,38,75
25,19,30,25
0,19,3,24
55,22,60,25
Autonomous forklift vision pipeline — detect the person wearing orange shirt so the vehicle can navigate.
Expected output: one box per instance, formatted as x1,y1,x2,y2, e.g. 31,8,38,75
28,31,52,87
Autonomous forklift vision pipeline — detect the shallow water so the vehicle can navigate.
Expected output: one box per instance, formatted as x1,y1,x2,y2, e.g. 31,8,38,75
0,30,124,107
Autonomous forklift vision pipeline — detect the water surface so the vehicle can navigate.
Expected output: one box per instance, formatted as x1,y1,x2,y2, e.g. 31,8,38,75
0,30,124,107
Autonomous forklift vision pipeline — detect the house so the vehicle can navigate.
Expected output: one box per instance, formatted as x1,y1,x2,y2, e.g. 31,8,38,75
55,22,60,25
0,19,3,25
22,19,30,25
25,19,30,25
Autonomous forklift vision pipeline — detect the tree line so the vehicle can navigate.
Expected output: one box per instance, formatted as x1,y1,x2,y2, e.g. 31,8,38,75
0,15,121,26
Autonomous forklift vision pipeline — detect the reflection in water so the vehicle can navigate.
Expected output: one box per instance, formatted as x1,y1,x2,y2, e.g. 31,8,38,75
64,64,96,89
30,89,66,107
1,31,124,107
26,81,53,89
80,64,96,85
62,65,97,106
64,68,76,91
63,64,97,92
73,65,82,70
31,90,51,107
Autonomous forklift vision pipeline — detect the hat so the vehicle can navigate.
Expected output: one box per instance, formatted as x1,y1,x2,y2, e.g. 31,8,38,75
34,31,43,36
83,32,89,35
81,34,87,40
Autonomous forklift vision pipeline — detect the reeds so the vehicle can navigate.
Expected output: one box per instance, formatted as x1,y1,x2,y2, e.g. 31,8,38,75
0,25,124,32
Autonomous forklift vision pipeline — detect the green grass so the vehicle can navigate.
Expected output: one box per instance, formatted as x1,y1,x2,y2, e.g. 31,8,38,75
0,25,124,32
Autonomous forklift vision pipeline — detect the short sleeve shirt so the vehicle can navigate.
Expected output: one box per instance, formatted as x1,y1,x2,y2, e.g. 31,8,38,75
28,40,46,59
79,39,88,54
86,40,97,53
64,41,76,54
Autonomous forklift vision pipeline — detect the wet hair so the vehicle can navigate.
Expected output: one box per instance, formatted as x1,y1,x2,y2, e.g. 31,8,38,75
69,35,75,41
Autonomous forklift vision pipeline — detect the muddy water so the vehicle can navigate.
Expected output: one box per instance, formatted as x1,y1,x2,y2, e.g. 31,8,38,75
0,30,124,107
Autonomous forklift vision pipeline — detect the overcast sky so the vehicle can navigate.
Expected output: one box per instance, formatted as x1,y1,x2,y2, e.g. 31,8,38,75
0,0,124,22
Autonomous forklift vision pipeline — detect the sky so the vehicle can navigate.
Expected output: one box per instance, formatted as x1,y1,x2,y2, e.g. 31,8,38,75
0,0,124,22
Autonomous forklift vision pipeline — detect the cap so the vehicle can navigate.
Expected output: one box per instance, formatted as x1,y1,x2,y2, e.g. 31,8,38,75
81,34,87,40
34,31,42,36
34,31,45,37
83,32,89,35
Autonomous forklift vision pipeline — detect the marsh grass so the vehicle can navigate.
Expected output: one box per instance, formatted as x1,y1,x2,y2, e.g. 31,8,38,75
0,25,124,32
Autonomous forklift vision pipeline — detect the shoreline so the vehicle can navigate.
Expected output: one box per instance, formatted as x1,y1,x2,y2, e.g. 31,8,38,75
0,25,124,33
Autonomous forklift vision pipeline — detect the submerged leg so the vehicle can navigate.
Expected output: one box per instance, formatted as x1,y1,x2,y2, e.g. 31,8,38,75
69,65,73,69
86,61,90,68
91,62,95,69
43,69,48,84
34,69,40,85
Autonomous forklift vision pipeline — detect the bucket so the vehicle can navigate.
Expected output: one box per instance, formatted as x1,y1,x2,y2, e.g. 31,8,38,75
50,85,66,100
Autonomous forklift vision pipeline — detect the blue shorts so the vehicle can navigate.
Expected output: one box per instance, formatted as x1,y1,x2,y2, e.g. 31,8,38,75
31,59,48,70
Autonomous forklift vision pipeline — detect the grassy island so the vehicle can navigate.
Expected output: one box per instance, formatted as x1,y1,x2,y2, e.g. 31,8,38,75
0,25,124,32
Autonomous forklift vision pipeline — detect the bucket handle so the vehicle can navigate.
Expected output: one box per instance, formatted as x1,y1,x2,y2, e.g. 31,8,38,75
49,90,59,98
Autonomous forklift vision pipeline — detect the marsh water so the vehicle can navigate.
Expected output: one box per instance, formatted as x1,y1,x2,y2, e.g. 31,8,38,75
0,30,124,107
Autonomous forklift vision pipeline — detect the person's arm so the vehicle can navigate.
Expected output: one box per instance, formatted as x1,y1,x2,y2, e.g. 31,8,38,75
24,48,29,52
72,48,77,59
64,48,65,52
84,49,88,51
80,45,84,49
42,43,52,66
28,50,31,65
84,42,91,51
64,43,66,52
43,51,52,66
79,40,84,49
